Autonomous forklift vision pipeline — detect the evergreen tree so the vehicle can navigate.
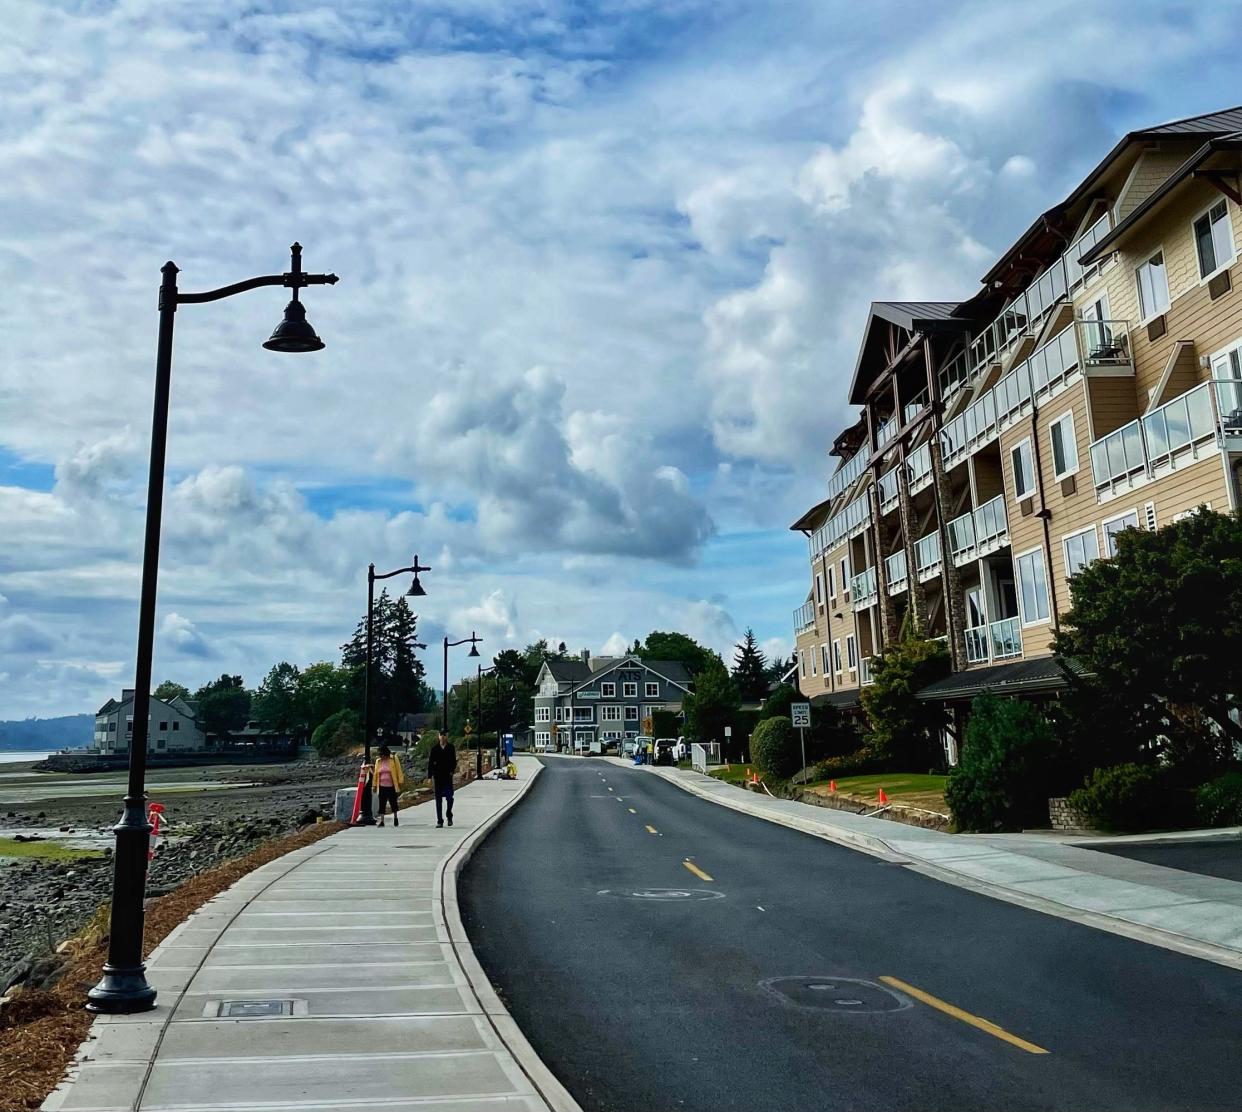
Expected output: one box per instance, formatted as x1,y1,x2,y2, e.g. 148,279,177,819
252,662,302,737
731,628,768,703
682,657,741,755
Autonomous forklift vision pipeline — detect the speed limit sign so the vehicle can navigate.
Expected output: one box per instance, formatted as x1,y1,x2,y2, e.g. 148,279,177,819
790,702,811,729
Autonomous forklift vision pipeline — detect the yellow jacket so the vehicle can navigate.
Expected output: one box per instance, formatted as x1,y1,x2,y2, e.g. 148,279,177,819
373,753,405,793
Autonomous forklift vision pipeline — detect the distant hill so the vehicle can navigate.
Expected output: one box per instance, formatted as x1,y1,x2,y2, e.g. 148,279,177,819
0,714,94,750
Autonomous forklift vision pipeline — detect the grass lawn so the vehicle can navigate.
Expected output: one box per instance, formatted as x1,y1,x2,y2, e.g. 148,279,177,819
0,836,106,861
806,772,948,814
708,763,764,785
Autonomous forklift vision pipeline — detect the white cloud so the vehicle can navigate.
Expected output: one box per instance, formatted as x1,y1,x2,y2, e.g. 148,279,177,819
160,612,212,659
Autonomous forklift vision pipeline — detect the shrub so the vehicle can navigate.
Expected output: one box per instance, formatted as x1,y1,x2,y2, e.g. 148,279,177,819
813,748,878,779
1196,771,1242,827
1068,763,1164,833
310,708,361,758
945,692,1058,832
750,716,800,780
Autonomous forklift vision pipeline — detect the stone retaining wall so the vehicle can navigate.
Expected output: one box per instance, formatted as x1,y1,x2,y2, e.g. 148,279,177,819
1048,796,1093,830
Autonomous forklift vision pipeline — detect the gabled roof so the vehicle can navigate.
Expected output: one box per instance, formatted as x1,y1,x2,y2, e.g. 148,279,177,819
542,659,592,683
916,657,1087,701
96,698,118,715
1134,106,1242,137
790,497,833,533
849,301,965,405
568,655,693,695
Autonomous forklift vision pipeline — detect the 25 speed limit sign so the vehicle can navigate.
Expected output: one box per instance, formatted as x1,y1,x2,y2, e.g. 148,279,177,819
790,702,811,729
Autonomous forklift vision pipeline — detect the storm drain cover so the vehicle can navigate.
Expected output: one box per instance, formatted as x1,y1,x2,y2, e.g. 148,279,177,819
216,999,294,1018
597,888,725,902
760,977,909,1013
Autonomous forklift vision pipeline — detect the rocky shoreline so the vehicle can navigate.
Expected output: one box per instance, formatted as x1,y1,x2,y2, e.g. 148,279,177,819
0,756,363,993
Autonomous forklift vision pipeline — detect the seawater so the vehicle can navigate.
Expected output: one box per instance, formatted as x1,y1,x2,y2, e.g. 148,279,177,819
0,751,52,765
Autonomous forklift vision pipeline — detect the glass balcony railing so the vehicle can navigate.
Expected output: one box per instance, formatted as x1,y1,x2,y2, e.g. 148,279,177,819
878,466,900,513
809,491,873,559
964,625,989,663
948,510,976,561
989,616,1022,660
903,387,929,425
1218,378,1242,436
1143,380,1217,469
1090,418,1147,492
906,442,933,492
914,531,941,578
946,496,1008,564
793,600,816,633
936,213,1110,402
876,418,899,450
851,565,878,608
885,549,908,592
940,325,1081,469
826,447,868,504
1076,319,1132,368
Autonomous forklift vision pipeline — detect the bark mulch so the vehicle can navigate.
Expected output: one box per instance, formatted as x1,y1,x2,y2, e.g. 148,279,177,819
0,818,347,1112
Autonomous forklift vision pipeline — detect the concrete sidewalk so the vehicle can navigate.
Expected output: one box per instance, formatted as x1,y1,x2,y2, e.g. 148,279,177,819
637,761,1242,970
44,756,578,1112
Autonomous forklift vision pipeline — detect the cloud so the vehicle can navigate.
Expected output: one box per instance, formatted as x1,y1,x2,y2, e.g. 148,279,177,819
160,612,212,659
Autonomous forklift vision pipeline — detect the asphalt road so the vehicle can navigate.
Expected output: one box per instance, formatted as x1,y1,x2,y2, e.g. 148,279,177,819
459,757,1242,1112
1093,838,1242,883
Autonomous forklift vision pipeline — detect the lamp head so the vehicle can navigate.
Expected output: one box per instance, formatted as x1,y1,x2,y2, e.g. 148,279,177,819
263,298,325,353
406,574,426,597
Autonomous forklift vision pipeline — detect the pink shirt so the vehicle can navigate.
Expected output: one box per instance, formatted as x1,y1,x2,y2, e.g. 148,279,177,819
377,760,394,788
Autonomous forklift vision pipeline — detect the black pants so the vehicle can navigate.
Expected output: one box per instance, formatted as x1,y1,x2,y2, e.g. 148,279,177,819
377,785,400,823
434,780,454,824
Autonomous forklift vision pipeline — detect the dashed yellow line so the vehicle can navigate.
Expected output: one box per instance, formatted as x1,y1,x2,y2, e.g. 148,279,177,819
645,825,658,834
879,976,1049,1055
682,859,713,882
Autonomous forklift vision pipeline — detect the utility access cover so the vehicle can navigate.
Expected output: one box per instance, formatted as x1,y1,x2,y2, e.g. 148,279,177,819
597,887,725,902
216,999,294,1018
761,977,908,1013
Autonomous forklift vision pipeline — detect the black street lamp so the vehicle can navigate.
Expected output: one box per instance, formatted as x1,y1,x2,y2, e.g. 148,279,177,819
358,556,430,825
442,632,482,742
87,245,338,1016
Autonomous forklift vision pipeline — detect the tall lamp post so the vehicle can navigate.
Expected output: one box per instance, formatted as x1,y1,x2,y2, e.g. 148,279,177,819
88,245,338,1016
444,631,481,745
358,556,430,825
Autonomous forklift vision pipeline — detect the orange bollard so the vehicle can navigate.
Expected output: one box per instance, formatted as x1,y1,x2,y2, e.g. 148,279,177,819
147,802,165,861
877,787,888,804
829,780,836,793
349,762,370,825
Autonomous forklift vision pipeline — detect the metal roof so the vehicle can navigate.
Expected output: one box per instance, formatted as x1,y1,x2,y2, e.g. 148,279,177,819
848,301,966,405
810,690,862,710
916,656,1085,701
1135,106,1242,137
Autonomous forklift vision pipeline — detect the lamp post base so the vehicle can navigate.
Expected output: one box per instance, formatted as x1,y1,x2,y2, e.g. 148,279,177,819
86,964,158,1014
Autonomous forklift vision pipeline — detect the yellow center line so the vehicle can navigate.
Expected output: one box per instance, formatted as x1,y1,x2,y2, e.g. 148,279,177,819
879,976,1049,1055
682,859,713,882
645,825,658,834
628,807,637,814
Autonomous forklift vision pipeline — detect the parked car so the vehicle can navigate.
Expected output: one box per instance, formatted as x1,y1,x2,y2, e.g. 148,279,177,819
621,738,639,759
654,738,676,765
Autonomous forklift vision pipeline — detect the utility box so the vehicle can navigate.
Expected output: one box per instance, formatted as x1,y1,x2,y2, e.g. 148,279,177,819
334,787,356,824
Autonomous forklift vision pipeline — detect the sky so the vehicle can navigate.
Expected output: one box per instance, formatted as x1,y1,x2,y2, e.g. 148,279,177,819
2,0,1242,718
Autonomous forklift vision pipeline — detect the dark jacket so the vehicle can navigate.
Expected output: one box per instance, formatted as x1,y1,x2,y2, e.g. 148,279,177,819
427,742,457,785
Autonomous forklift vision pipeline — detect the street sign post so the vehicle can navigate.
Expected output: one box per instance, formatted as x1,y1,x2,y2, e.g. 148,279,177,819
790,703,811,784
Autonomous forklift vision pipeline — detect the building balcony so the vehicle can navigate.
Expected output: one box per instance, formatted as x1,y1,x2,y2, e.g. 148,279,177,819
878,466,900,514
793,599,816,634
906,441,934,496
947,495,1009,565
989,616,1022,660
851,565,878,610
809,490,873,559
1076,318,1134,373
1090,380,1231,495
885,549,908,594
826,446,868,504
914,531,941,581
964,624,989,664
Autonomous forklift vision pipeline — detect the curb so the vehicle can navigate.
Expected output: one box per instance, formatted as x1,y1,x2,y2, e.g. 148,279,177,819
437,761,584,1112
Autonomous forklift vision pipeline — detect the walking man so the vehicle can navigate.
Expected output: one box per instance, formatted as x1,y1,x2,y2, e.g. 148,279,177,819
428,731,456,828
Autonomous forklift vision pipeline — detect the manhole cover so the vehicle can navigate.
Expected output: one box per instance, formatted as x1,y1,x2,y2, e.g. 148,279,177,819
216,999,294,1018
760,977,909,1013
597,888,725,902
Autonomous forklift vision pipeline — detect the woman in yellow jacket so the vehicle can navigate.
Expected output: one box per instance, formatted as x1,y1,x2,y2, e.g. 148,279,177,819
374,745,405,827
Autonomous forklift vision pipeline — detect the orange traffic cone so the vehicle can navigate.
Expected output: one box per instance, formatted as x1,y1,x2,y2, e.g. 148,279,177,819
829,780,836,793
877,787,888,804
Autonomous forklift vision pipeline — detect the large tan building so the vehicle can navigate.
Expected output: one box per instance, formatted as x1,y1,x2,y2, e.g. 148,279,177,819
790,107,1242,760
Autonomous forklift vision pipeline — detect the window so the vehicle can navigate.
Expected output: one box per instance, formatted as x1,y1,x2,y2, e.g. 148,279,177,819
1135,250,1170,319
814,573,823,605
841,557,850,596
158,721,168,732
625,706,639,721
1010,438,1034,499
1062,527,1100,578
1194,199,1235,279
810,647,818,675
1102,509,1140,557
109,721,117,732
1016,548,1051,625
846,635,857,669
645,681,660,697
623,681,638,697
600,682,616,698
126,717,133,733
601,705,622,722
156,738,166,750
832,639,842,673
573,706,594,722
172,720,179,731
535,731,550,745
799,651,806,677
827,564,836,599
535,706,550,723
1049,413,1078,480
